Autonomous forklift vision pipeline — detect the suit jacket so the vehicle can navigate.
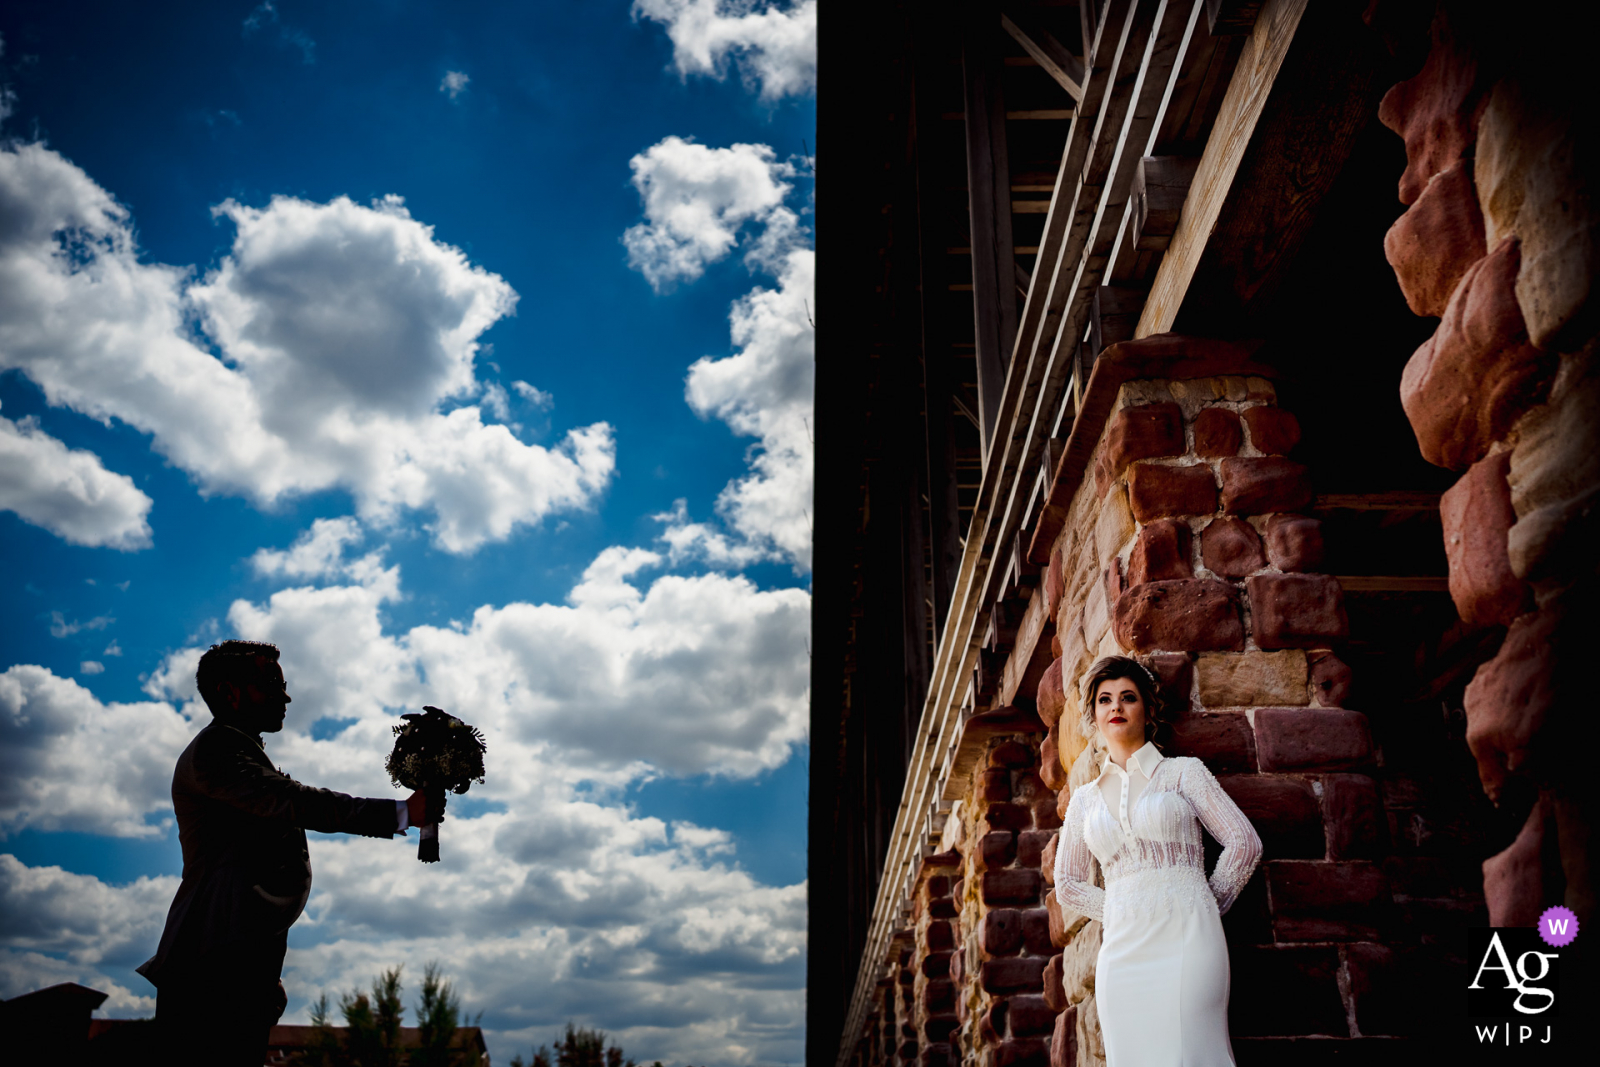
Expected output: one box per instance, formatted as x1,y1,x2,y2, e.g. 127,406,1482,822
137,720,398,985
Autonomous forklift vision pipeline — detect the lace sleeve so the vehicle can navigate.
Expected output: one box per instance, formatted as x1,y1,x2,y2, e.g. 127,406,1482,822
1180,758,1262,915
1053,787,1105,923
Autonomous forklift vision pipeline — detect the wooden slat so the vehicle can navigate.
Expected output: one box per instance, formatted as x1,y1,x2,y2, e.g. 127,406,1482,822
1135,0,1308,337
1002,11,1087,100
1337,576,1450,593
963,36,1018,458
1314,492,1443,512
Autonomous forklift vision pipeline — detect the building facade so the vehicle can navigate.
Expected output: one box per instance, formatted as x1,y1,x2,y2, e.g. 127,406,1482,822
811,2,1596,1065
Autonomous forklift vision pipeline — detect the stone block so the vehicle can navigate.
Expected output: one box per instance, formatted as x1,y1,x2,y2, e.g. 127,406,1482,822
1040,726,1068,791
1345,942,1453,1038
1103,402,1184,478
1507,352,1600,582
1477,78,1599,349
1045,892,1069,949
981,769,1013,802
1094,486,1136,568
1464,609,1554,802
1383,160,1486,317
1193,407,1243,457
1075,994,1104,1064
1228,946,1347,1037
1044,543,1066,622
1112,579,1244,652
1031,794,1062,831
983,868,1043,906
921,951,952,978
992,1038,1047,1067
924,1017,958,1045
1196,650,1307,707
1266,860,1391,941
1322,774,1384,860
980,956,1047,994
1263,514,1324,573
981,831,1018,870
1441,451,1530,625
1401,237,1558,470
1219,457,1313,516
1127,518,1193,586
1307,651,1351,707
1007,995,1055,1038
1147,651,1194,717
1060,920,1100,1004
1039,832,1059,886
1221,869,1272,944
981,908,1024,957
986,803,1032,833
1218,774,1323,860
922,978,955,1015
1253,708,1372,772
1049,1006,1077,1067
1376,10,1488,205
1042,954,1066,1012
925,920,955,953
1167,713,1256,774
1247,574,1348,649
992,741,1035,769
1020,908,1053,956
1018,829,1053,872
1127,463,1218,522
1200,517,1266,578
1483,803,1544,927
1241,406,1302,457
1082,570,1111,652
1037,657,1066,727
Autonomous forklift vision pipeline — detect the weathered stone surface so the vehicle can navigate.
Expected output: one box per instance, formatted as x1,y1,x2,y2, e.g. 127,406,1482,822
1192,407,1243,457
1031,793,1062,830
1322,774,1384,860
1266,860,1391,941
981,957,1047,994
1060,920,1101,1004
1228,946,1346,1036
1167,712,1256,774
1196,650,1308,707
1039,831,1058,886
1308,651,1351,707
1103,402,1184,479
1020,909,1053,956
981,769,1013,802
1200,517,1266,578
1254,708,1373,772
1147,652,1193,717
982,830,1018,870
1218,775,1323,859
981,908,1024,957
924,1016,958,1044
1247,574,1349,649
922,978,955,1014
1219,457,1313,515
1127,463,1218,522
1008,995,1056,1038
919,1043,948,1067
991,740,1034,768
1383,160,1486,317
1241,406,1302,457
1127,518,1193,586
1075,993,1104,1063
986,803,1032,833
1018,829,1053,872
1400,237,1558,470
1094,486,1136,568
1264,514,1325,573
1345,942,1452,1038
1040,726,1068,790
1507,350,1600,582
1377,8,1488,205
993,1038,1048,1067
1048,1005,1076,1067
1112,579,1243,652
1044,543,1066,622
1042,954,1067,1012
1483,804,1544,927
1083,567,1111,653
1036,657,1066,728
1044,890,1068,949
983,868,1043,905
1477,78,1599,349
1464,609,1554,801
921,951,952,978
926,920,955,952
1441,451,1530,625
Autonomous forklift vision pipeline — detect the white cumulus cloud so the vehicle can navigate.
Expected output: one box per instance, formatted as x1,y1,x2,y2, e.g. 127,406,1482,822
440,70,470,99
0,142,615,554
622,136,800,290
0,410,153,549
634,0,817,101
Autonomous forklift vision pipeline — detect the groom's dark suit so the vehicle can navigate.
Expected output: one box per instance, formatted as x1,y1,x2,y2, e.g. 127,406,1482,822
138,719,399,1066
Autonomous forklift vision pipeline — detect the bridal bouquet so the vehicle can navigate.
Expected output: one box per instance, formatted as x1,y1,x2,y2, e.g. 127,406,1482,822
386,706,486,863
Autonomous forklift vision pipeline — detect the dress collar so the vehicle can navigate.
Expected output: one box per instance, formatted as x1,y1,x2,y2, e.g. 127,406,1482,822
1097,740,1164,780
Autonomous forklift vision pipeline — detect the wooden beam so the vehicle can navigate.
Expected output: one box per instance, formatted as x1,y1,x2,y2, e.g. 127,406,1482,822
1337,576,1450,593
1001,12,1086,100
1132,155,1202,249
963,35,1018,460
1206,0,1265,35
1134,0,1309,338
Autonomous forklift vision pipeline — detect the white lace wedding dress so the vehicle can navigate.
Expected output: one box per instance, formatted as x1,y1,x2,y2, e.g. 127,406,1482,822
1053,741,1262,1066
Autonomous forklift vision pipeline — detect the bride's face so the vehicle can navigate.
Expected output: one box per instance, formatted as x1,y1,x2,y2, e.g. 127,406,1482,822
1094,677,1146,749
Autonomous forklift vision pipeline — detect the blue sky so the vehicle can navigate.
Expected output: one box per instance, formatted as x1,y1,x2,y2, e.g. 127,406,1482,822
0,2,815,1063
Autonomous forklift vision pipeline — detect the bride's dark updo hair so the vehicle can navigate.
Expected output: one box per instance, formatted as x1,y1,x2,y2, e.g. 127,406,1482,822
1078,655,1165,744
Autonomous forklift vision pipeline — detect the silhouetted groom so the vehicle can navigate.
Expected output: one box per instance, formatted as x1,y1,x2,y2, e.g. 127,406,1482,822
138,640,424,1067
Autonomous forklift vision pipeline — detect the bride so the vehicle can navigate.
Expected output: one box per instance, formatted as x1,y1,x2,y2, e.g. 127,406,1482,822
1052,655,1262,1065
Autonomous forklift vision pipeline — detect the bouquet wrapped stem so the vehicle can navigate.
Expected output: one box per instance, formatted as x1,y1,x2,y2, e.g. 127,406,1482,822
387,706,486,864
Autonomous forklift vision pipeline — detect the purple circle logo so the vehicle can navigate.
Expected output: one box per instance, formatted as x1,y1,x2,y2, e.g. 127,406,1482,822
1538,905,1579,948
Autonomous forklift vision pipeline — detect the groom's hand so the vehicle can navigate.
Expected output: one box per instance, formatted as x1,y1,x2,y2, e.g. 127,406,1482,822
406,789,427,828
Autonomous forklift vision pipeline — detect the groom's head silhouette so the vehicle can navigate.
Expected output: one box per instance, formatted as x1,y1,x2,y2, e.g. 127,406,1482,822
196,640,291,733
